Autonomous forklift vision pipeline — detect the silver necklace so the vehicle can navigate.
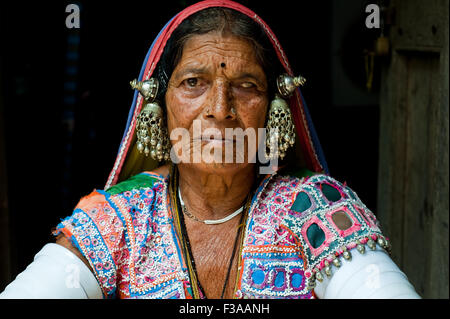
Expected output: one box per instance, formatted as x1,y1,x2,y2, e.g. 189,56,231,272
178,188,244,225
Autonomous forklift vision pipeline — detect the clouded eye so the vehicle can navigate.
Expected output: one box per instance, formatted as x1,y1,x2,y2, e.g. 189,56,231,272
240,82,256,89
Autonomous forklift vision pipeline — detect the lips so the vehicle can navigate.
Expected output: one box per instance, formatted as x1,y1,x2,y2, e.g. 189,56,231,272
195,137,235,146
200,135,233,142
192,131,236,143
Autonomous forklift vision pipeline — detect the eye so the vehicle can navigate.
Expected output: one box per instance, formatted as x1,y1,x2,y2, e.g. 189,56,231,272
185,78,198,87
240,82,256,89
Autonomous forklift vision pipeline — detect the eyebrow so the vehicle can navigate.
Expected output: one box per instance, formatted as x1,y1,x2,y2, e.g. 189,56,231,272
173,67,210,81
173,67,267,88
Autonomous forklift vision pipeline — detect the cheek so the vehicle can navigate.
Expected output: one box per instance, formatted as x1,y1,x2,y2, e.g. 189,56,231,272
165,88,204,131
236,95,268,129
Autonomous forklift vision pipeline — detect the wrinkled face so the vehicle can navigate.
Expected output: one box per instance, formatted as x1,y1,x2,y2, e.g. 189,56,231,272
165,32,268,174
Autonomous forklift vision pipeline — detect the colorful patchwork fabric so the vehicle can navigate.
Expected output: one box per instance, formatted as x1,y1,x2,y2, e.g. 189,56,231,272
54,172,189,298
54,170,389,299
236,173,389,298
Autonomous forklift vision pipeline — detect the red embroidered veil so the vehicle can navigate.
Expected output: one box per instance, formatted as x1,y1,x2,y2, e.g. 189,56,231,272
105,0,328,189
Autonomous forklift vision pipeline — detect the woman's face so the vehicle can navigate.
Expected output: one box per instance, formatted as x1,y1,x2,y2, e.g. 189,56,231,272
165,32,268,174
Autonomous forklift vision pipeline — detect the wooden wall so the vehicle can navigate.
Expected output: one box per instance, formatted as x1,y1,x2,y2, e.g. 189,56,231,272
378,0,449,298
0,64,12,291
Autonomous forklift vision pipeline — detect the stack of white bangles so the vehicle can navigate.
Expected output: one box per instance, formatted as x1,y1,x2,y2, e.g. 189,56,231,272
0,243,421,299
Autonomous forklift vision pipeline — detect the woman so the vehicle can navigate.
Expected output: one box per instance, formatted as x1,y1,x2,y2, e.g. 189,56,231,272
0,0,420,299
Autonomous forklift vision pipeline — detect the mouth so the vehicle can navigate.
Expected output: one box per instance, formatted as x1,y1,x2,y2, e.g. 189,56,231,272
196,137,234,145
192,133,236,143
202,136,231,141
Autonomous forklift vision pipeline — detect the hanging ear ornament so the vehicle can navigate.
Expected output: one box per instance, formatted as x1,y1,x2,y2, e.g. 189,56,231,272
265,94,296,160
130,78,171,161
265,74,306,160
276,74,306,98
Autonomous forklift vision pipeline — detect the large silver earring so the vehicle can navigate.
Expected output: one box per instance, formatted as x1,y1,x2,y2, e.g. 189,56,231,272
265,74,306,160
265,94,296,160
130,78,171,161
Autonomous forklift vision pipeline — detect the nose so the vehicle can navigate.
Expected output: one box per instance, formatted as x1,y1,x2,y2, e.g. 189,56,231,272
204,81,236,121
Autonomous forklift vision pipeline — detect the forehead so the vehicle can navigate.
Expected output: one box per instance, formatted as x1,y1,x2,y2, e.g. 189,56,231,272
176,32,261,69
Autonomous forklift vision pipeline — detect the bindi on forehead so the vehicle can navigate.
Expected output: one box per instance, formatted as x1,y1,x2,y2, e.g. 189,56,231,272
171,33,267,86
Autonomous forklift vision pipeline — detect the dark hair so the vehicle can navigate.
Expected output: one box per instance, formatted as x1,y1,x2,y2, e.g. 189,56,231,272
155,7,282,101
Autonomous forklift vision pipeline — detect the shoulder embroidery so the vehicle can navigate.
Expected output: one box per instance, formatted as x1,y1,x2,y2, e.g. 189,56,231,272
282,174,390,289
54,190,125,298
106,172,164,195
53,171,187,299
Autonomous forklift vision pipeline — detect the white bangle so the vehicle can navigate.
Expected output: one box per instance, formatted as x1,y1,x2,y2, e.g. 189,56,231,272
0,243,102,299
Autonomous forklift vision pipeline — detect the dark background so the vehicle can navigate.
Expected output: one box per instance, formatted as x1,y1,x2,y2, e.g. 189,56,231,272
0,0,382,285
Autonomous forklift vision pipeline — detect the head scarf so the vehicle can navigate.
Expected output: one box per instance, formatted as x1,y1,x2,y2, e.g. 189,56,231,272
105,0,328,189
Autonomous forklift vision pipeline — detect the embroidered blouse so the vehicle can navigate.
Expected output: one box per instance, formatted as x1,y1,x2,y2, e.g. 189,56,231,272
53,170,388,299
